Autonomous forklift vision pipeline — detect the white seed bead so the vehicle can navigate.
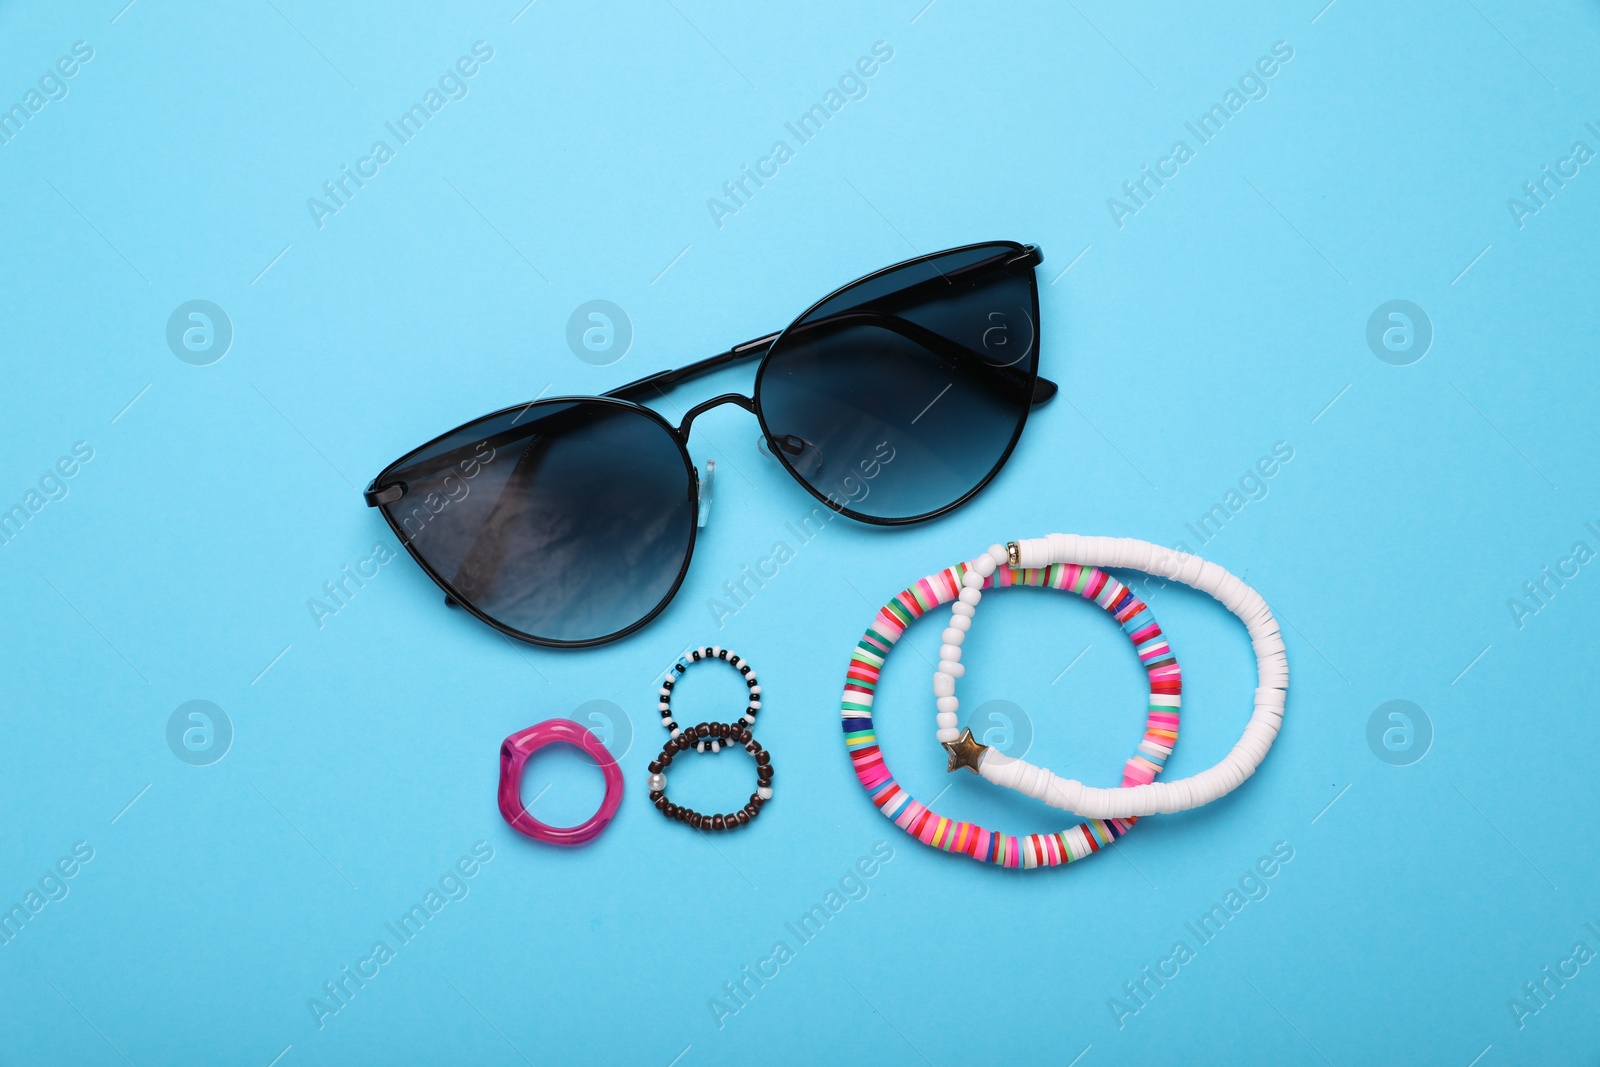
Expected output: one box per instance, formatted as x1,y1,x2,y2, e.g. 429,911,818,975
961,570,985,589
972,554,996,577
749,700,761,710
647,773,666,792
696,740,706,752
936,727,960,743
757,786,773,800
949,614,971,632
987,544,1009,566
942,627,965,646
933,672,955,696
936,711,958,729
939,643,962,662
952,601,976,617
750,684,762,696
938,659,964,677
711,740,721,753
958,587,982,605
670,727,681,738
936,696,959,713
660,717,672,728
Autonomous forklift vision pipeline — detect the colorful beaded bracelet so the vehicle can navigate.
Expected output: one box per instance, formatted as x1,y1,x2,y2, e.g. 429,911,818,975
839,559,1181,869
649,647,773,831
936,536,1287,820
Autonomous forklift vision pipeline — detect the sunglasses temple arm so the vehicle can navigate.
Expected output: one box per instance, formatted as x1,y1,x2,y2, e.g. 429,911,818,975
367,341,782,501
781,311,1059,407
370,252,1056,499
604,246,1054,406
366,406,598,502
854,310,1055,405
606,313,1057,411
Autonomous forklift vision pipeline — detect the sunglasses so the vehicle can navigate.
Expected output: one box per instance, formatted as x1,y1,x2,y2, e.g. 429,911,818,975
365,240,1056,647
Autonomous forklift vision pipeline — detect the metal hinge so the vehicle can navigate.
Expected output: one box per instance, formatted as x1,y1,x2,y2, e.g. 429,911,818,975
364,482,405,507
1006,244,1044,270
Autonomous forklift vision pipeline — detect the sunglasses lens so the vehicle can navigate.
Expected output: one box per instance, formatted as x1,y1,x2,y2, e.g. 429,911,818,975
756,243,1039,521
380,399,694,645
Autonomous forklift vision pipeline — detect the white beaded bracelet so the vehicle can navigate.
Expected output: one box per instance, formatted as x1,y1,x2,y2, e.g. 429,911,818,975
932,535,1288,819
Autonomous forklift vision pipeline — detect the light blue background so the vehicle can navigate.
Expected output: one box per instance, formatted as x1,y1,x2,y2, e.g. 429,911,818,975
1,1,1596,1063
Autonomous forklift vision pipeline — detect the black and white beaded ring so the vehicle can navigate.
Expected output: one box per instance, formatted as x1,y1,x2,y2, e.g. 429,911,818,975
648,647,773,832
656,645,762,749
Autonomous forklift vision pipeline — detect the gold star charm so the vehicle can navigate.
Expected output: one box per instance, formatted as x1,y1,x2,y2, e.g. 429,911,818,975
942,728,988,774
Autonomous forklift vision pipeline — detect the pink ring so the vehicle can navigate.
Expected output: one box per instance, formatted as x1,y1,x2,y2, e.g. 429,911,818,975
497,719,624,846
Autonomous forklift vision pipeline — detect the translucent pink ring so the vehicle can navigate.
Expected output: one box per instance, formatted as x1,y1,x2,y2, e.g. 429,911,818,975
497,719,624,846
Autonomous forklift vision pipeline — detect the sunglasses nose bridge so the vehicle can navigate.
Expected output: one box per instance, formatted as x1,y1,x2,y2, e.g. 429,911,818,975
675,392,757,439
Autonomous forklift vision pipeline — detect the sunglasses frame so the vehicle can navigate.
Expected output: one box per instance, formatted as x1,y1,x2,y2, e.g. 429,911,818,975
366,239,1052,648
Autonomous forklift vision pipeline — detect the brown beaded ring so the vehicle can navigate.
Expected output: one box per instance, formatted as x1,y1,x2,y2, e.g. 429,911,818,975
646,721,774,831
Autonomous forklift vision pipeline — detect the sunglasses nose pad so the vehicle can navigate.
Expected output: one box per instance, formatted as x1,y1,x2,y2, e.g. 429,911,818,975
761,434,825,478
696,459,716,528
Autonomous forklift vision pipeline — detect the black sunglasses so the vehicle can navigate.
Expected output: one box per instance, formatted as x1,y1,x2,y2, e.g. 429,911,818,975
365,240,1056,647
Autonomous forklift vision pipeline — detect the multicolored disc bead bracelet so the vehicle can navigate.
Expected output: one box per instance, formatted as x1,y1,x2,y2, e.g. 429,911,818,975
937,536,1288,820
648,647,773,831
933,559,1182,791
839,560,1181,869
